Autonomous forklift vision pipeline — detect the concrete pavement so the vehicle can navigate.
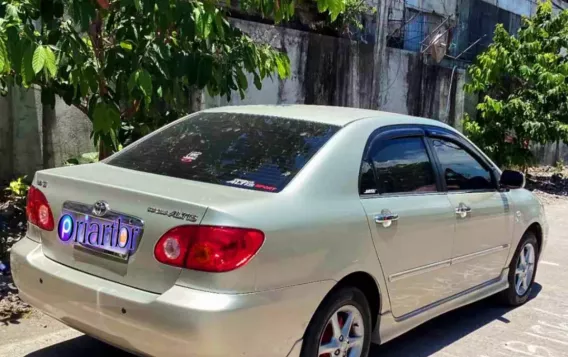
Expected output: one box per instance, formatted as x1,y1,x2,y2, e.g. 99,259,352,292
1,203,568,357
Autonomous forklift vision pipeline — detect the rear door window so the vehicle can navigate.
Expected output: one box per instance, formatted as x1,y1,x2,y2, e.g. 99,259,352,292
106,112,340,192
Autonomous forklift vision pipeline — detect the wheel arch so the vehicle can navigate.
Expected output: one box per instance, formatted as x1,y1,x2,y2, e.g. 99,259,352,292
335,271,381,330
307,271,382,333
526,222,543,254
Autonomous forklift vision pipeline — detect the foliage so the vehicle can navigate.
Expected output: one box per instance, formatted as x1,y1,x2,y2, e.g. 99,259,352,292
333,0,375,37
1,176,29,260
0,0,347,157
553,160,565,174
464,1,568,168
5,176,29,198
64,151,99,165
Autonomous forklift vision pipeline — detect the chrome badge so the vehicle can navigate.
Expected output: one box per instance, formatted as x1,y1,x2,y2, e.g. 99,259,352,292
92,200,110,217
147,207,198,222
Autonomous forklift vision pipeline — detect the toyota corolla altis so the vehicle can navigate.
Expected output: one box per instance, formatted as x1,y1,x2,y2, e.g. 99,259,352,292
11,105,547,357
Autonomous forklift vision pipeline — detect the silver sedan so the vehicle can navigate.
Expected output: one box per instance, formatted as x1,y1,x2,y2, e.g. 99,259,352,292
11,105,547,357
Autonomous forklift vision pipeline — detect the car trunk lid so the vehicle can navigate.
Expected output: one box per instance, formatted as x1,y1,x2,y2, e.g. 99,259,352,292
34,163,266,294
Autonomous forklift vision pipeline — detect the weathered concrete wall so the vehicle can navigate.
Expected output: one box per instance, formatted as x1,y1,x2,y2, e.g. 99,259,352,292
380,49,465,127
406,0,457,15
0,96,11,181
208,19,466,129
480,0,536,16
10,87,43,177
532,142,568,166
0,87,94,182
45,97,94,168
208,20,376,109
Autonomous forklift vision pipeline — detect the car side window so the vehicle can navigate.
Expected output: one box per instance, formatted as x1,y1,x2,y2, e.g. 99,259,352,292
363,137,437,195
430,138,494,191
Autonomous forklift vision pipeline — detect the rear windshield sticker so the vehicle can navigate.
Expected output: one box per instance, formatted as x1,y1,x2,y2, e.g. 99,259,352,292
181,151,202,163
254,183,277,192
226,178,277,192
226,178,255,187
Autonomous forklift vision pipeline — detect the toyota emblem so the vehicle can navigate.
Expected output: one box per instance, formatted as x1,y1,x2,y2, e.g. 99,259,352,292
92,201,110,217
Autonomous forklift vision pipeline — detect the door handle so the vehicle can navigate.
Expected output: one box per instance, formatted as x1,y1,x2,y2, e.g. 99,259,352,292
455,203,471,218
375,213,399,228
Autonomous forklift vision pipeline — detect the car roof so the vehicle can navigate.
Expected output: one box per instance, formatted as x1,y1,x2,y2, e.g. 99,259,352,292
203,104,448,128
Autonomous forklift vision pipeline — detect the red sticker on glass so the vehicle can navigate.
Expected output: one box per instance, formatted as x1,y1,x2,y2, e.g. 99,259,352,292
181,151,202,163
254,183,277,192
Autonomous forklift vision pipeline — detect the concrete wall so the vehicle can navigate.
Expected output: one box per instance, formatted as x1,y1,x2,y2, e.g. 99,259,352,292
0,96,11,181
406,0,457,15
480,0,536,16
0,87,94,183
380,48,465,127
208,19,466,129
208,19,376,109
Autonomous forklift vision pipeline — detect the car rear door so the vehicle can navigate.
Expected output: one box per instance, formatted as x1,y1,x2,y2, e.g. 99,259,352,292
425,129,513,292
359,127,457,318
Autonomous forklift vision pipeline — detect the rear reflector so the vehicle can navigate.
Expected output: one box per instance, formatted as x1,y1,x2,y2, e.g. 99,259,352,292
26,186,54,231
154,226,265,272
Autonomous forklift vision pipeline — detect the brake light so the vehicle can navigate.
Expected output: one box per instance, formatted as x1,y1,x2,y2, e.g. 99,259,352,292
26,186,54,231
154,226,265,272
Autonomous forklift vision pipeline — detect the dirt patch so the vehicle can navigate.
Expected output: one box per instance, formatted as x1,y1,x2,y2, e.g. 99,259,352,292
526,166,568,205
0,275,31,324
0,185,30,324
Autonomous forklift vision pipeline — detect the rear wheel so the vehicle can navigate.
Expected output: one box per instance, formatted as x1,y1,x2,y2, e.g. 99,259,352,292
301,287,371,357
499,231,539,306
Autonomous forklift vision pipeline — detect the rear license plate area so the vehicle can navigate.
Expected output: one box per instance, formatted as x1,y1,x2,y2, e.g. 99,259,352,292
57,201,144,261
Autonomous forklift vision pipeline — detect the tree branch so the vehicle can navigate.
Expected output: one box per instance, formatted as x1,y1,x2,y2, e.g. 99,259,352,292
74,103,89,116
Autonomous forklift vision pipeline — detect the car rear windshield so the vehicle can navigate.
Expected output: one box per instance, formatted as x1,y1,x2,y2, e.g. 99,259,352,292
106,112,340,192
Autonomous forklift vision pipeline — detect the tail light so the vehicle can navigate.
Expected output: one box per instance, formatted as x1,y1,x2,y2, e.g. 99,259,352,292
154,226,265,272
26,186,55,231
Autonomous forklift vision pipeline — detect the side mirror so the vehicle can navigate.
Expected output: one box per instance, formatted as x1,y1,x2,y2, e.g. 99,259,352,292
499,170,525,189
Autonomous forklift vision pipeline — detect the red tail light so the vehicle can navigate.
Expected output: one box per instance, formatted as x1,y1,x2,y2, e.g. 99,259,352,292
26,186,54,231
154,226,265,272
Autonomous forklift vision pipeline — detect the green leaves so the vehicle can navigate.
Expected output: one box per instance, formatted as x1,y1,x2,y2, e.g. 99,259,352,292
128,69,153,104
44,47,57,77
466,0,568,167
21,46,35,86
0,38,8,74
32,46,46,74
138,69,152,100
0,0,311,157
120,42,133,51
93,101,121,149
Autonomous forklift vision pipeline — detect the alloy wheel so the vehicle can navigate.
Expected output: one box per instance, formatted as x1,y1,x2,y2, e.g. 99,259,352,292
318,305,365,357
514,242,536,296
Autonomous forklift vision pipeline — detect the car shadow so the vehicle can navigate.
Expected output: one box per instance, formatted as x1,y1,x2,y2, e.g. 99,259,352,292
26,335,132,357
24,284,542,357
370,283,542,357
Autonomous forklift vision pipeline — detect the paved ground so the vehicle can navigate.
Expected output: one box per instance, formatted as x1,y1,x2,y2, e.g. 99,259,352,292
1,203,568,357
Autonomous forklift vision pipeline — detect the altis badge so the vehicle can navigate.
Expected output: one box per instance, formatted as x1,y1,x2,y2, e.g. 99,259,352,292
147,207,199,222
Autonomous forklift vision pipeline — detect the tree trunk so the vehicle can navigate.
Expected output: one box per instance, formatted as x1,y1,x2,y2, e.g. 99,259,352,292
189,88,205,113
42,104,56,169
98,141,112,161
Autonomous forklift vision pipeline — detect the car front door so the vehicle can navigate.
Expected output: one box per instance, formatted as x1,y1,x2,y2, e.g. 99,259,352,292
359,127,457,318
427,131,513,292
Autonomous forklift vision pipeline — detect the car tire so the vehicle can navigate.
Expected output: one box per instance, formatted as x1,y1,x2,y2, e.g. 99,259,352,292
499,231,539,306
301,286,372,357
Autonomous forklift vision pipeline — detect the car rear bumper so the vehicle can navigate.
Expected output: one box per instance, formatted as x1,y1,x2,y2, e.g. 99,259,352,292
11,237,333,357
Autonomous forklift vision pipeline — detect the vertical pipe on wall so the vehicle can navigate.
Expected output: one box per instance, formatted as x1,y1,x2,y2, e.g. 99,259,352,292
446,65,457,121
